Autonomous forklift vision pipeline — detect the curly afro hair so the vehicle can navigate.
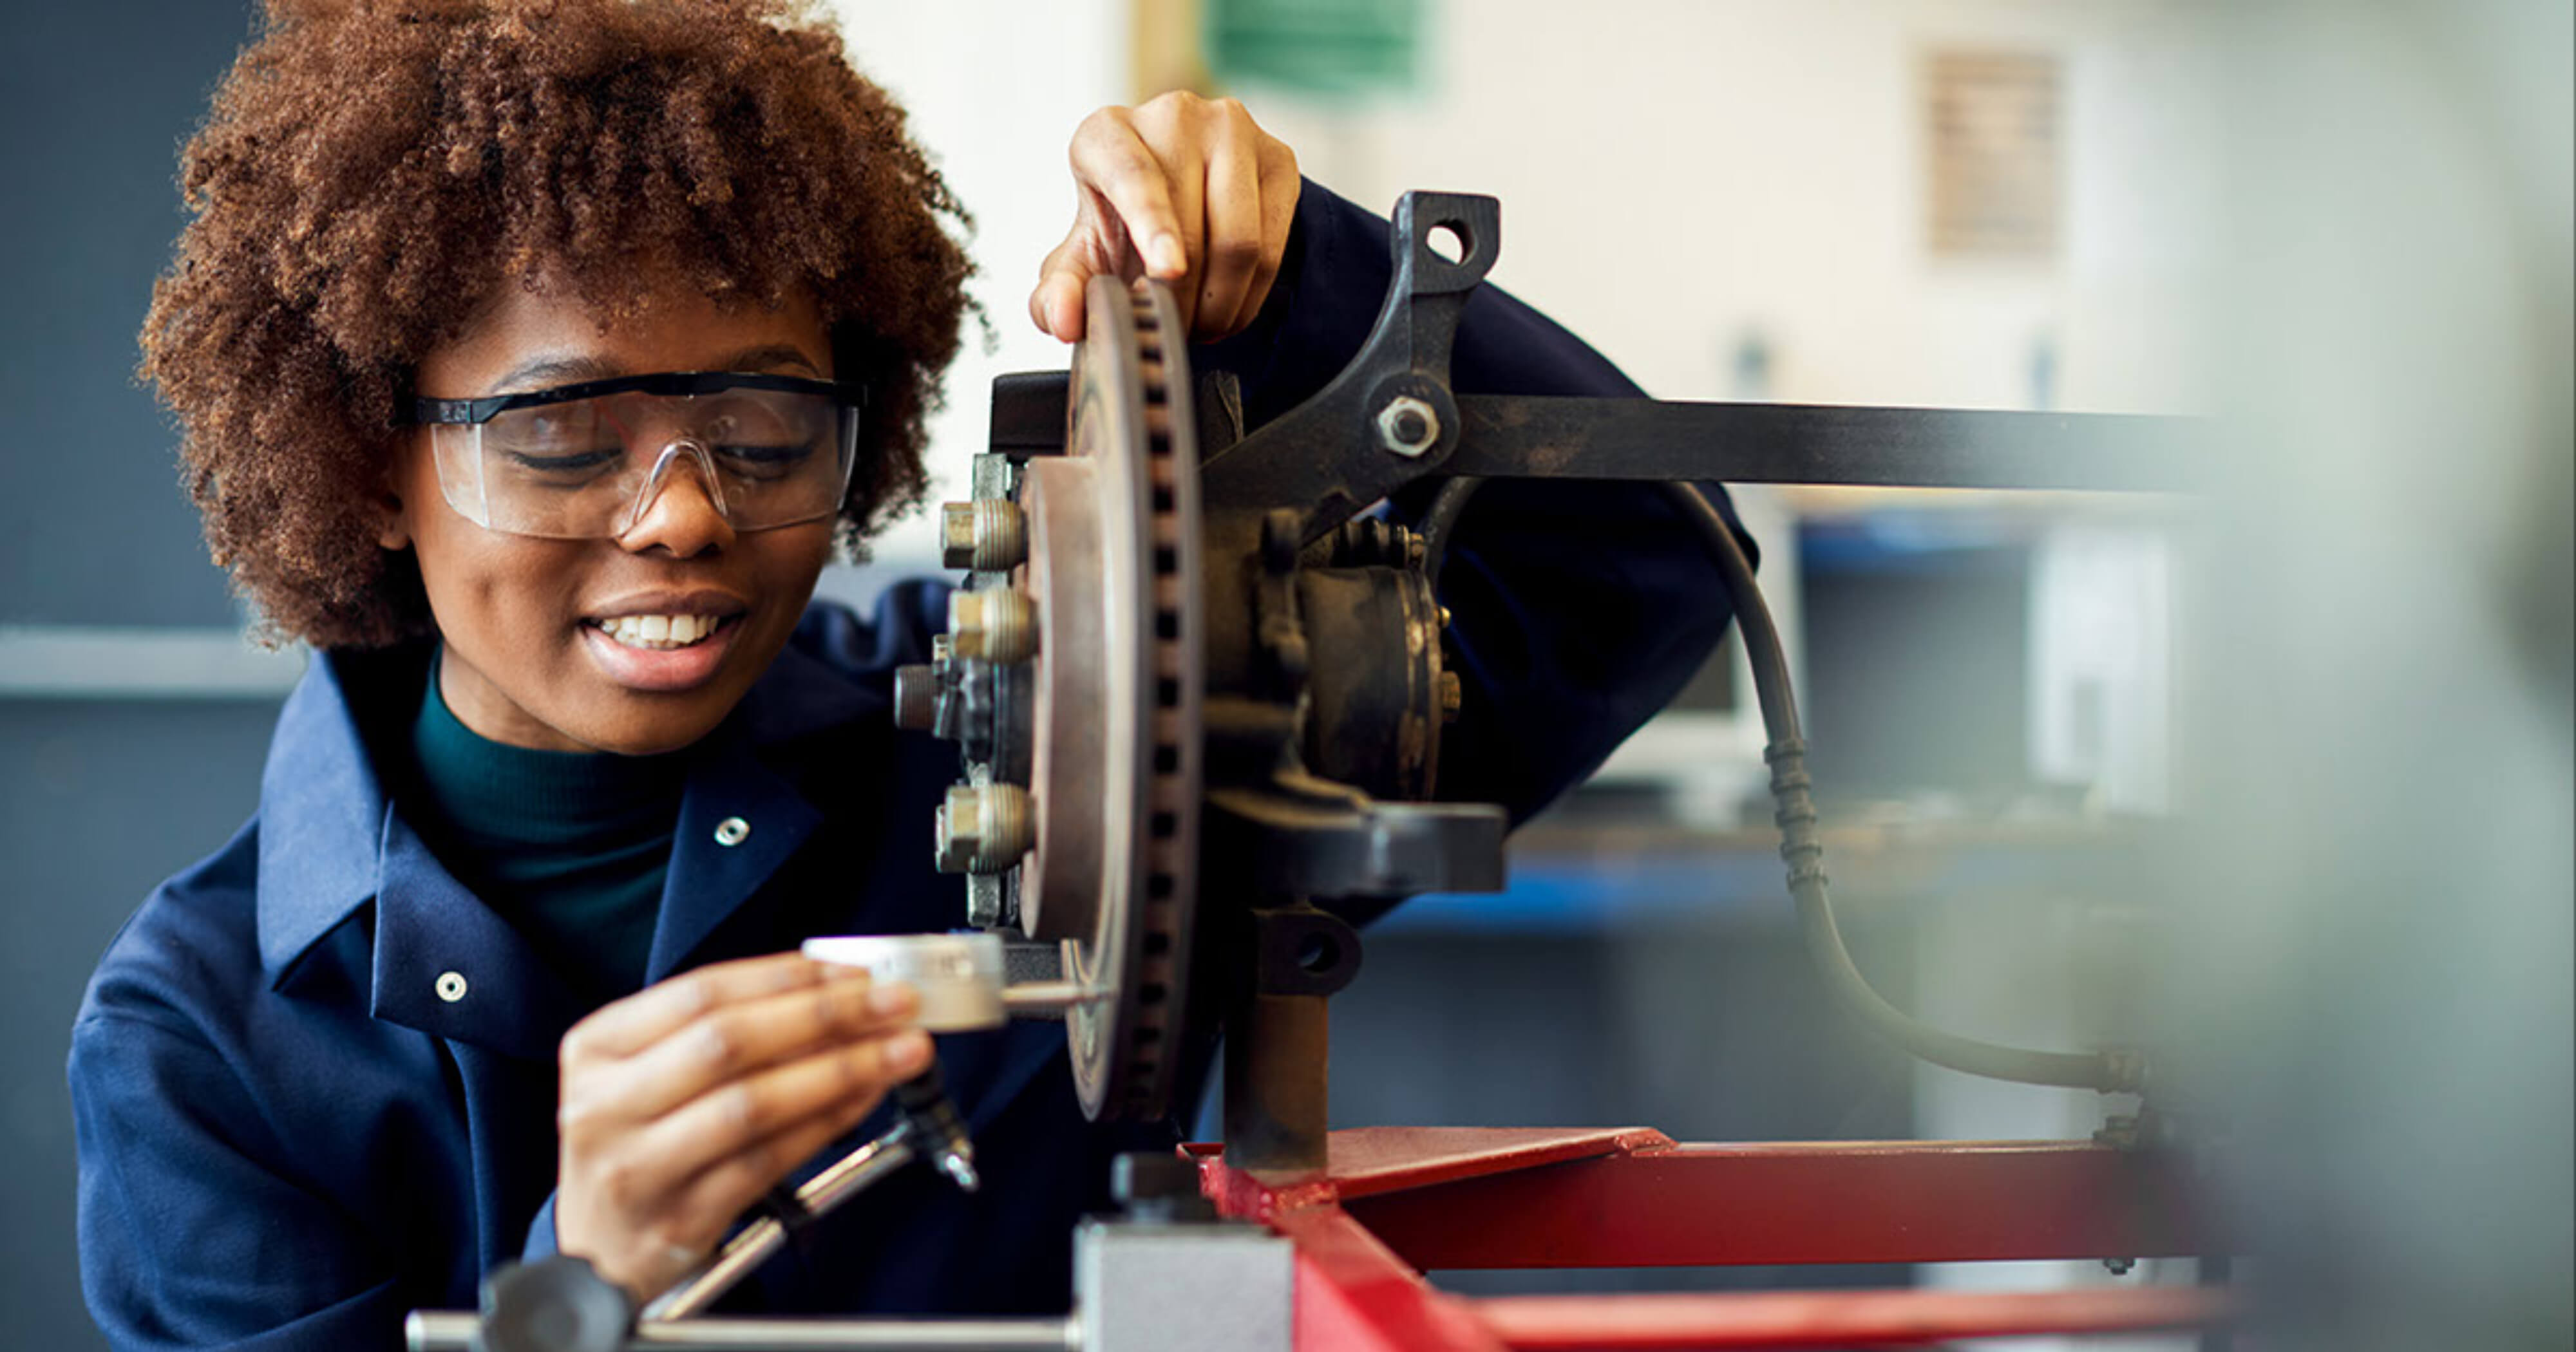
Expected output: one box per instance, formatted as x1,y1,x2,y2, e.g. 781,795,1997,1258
142,0,974,648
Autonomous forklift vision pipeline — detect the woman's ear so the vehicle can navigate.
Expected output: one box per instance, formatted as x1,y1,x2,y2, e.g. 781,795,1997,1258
376,498,412,551
375,452,415,552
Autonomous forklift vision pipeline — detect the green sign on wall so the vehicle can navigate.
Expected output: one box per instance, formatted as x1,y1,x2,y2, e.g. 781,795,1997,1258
1206,0,1424,98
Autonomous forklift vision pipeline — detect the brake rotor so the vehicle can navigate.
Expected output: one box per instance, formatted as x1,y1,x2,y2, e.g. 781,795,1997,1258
1015,276,1202,1121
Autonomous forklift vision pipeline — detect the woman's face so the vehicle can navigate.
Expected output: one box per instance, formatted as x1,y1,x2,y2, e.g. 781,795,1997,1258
385,273,842,754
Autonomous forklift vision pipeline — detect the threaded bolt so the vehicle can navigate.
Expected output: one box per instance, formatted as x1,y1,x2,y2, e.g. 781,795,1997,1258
935,783,1036,874
893,663,939,732
948,589,1038,662
941,500,1028,572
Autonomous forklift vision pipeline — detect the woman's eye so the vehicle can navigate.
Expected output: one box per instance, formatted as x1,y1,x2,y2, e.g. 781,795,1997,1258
717,443,813,474
504,448,621,476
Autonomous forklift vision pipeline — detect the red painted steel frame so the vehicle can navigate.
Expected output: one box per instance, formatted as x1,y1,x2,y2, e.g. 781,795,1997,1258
1191,1127,2228,1352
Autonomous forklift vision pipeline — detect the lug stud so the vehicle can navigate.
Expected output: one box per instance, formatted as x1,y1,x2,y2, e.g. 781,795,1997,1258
948,589,1039,663
935,783,1036,874
941,500,1028,572
893,663,940,732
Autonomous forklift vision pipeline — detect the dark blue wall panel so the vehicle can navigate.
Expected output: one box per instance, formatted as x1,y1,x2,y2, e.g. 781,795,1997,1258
0,1,259,625
1,699,279,1350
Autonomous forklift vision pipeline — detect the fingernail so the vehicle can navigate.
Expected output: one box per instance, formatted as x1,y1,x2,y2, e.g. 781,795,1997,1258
889,1031,933,1075
1152,234,1186,276
868,981,916,1018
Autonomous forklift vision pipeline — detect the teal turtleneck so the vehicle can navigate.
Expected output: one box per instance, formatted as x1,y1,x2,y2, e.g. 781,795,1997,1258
402,661,685,1003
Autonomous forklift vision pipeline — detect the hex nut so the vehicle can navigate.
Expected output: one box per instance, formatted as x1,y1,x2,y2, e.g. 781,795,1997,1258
1376,395,1441,457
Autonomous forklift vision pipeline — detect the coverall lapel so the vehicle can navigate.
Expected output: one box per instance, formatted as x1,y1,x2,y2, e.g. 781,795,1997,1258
645,741,824,982
370,811,587,1062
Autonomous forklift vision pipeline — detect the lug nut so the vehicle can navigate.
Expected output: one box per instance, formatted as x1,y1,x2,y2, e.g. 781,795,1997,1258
949,588,1038,662
941,500,1028,572
935,783,1036,874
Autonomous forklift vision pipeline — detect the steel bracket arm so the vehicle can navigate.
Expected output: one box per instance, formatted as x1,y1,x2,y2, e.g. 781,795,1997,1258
1200,185,2201,536
1201,191,1501,540
1206,774,1507,901
1445,395,2202,493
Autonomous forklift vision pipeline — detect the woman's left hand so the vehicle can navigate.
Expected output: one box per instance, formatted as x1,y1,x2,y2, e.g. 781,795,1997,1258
1032,91,1301,346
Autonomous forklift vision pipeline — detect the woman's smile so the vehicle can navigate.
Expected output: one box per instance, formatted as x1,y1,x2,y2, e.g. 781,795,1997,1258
578,587,753,692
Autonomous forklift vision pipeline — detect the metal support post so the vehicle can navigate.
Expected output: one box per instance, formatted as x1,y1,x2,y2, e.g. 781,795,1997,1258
1224,990,1331,1176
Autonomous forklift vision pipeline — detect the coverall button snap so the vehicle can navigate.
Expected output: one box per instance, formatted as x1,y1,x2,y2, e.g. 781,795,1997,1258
714,816,752,847
435,971,468,1003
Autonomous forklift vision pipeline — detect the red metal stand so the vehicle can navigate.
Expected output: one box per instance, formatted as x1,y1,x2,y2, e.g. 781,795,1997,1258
1190,1127,2227,1351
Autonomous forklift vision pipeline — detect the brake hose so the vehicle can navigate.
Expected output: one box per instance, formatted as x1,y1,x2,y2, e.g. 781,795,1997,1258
1658,481,2143,1094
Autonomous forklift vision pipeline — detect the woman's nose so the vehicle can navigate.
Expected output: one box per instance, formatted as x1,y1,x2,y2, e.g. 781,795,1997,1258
616,442,735,557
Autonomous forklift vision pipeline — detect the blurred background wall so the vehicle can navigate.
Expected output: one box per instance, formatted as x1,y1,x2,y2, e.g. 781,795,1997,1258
2,1,2564,1349
3,6,294,1347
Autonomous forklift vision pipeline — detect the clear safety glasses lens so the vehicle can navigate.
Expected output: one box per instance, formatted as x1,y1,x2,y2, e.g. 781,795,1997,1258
428,388,860,540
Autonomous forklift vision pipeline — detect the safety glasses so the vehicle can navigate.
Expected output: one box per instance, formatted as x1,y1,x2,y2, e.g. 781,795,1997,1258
405,371,866,540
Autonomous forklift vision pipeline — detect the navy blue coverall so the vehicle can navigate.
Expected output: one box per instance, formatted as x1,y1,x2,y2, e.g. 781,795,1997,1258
69,182,1747,1349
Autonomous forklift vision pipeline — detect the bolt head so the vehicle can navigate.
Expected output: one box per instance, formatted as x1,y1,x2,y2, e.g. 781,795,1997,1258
939,502,980,569
1376,395,1442,457
934,785,983,872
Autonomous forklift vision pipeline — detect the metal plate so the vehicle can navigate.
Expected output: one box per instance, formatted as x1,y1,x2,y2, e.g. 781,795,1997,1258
1017,277,1204,1121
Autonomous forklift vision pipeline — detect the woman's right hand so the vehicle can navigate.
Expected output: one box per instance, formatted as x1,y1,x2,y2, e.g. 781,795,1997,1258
552,952,931,1300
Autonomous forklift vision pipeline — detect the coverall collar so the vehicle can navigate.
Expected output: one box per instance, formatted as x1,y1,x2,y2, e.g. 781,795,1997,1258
254,634,883,1037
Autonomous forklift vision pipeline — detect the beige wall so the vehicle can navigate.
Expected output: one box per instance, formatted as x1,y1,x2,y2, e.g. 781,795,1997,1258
1239,0,2220,418
820,0,2221,573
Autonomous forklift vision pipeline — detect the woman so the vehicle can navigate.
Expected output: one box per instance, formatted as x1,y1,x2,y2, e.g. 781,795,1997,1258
70,1,1741,1346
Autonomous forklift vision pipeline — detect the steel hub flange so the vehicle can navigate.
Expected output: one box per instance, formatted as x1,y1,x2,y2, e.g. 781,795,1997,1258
1015,276,1203,1121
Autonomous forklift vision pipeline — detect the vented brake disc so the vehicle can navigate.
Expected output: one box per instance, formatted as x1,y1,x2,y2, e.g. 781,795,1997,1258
1012,277,1204,1122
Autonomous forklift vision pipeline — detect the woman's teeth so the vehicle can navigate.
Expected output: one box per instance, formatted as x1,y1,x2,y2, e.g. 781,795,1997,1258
596,614,722,650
